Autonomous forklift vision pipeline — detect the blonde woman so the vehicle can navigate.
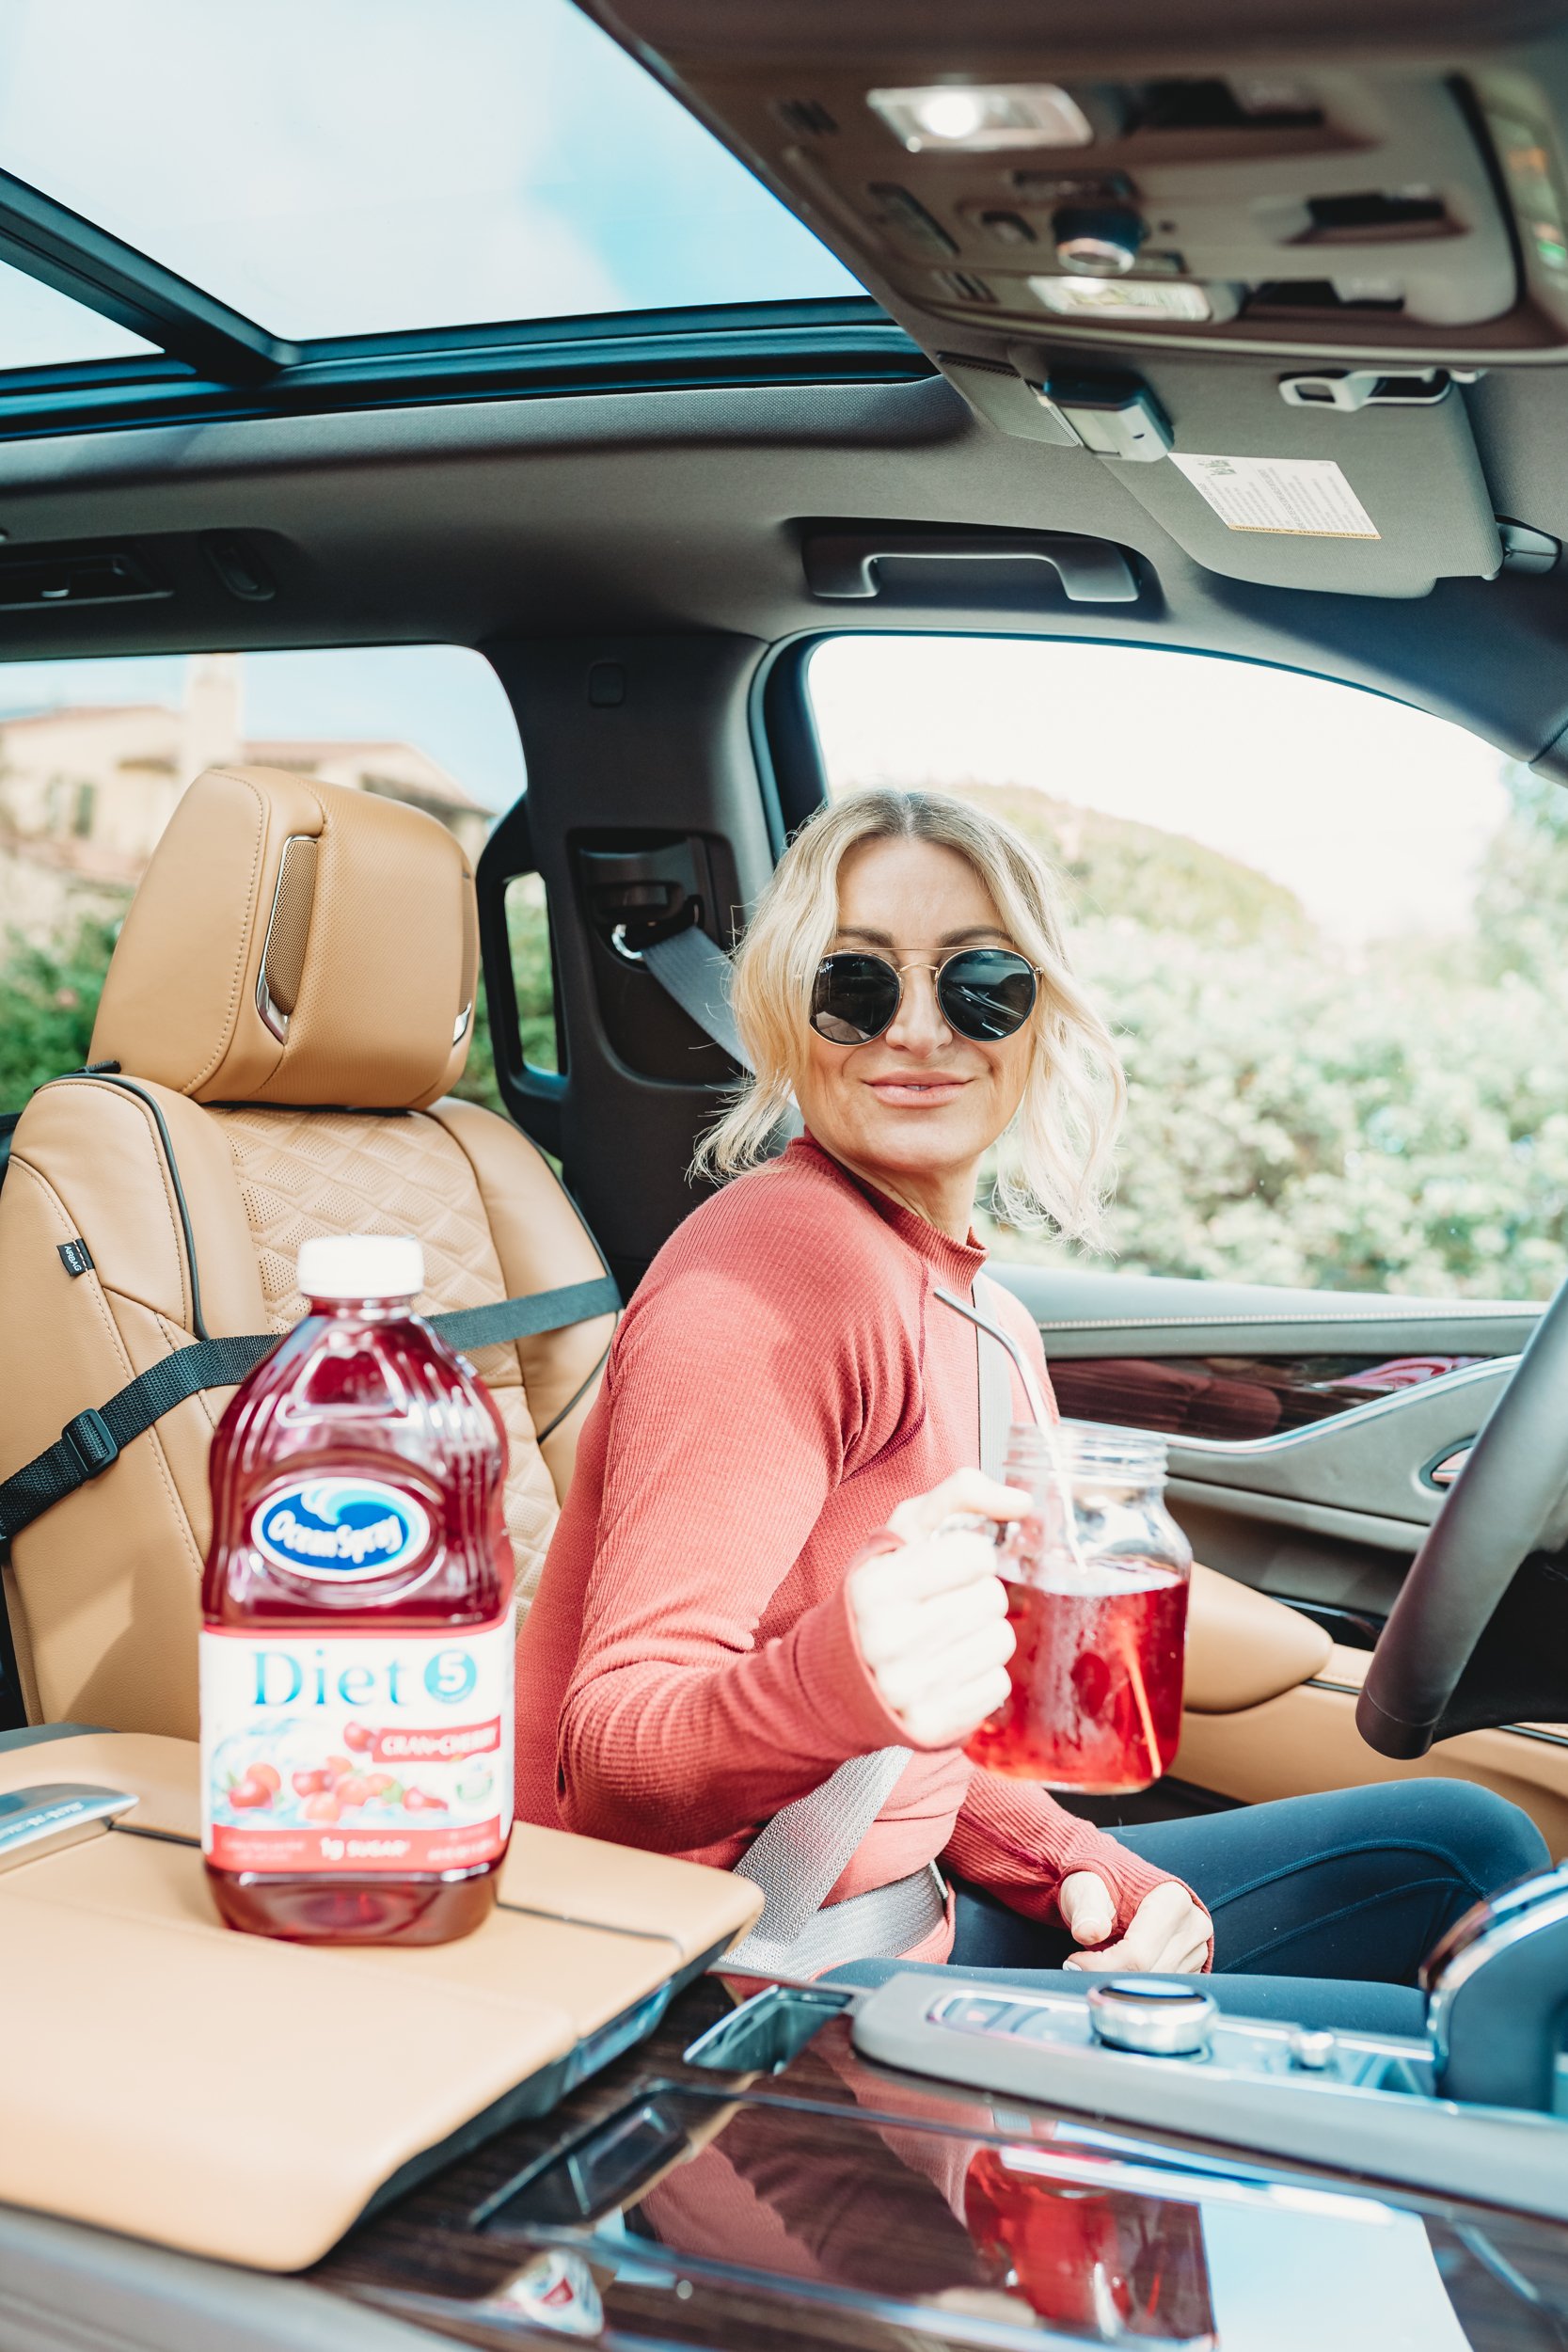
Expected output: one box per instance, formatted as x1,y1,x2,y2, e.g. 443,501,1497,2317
515,790,1543,2026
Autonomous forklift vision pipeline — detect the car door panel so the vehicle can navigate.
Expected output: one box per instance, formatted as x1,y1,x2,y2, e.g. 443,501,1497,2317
991,1262,1568,1846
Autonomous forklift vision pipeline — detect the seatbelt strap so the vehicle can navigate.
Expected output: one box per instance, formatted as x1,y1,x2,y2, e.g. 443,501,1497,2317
0,1275,620,1548
728,1745,914,1972
641,926,747,1065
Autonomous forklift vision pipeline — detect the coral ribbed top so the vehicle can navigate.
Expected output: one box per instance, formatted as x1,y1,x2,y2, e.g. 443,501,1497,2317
514,1136,1180,1959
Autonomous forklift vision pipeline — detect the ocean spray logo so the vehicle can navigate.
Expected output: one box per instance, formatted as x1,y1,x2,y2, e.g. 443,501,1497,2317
250,1478,431,1581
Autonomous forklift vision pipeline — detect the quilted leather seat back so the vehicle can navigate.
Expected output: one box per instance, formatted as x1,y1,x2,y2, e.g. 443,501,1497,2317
0,771,615,1735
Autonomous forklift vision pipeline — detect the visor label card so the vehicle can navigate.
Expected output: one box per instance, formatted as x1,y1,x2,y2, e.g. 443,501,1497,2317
1169,453,1380,540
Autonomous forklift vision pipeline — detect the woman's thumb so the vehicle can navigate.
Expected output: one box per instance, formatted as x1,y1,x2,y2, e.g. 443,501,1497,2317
1059,1870,1115,1946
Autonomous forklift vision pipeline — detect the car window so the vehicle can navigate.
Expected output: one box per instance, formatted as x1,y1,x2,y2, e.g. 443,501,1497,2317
808,634,1563,1301
0,645,550,1120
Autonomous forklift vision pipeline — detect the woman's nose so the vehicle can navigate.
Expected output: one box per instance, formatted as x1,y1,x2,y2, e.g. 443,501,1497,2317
885,964,950,1052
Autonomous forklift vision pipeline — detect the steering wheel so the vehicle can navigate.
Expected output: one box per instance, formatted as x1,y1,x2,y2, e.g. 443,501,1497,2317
1358,1267,1568,1757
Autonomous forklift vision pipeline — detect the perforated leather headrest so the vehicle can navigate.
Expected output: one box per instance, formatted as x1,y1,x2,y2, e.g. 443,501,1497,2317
90,766,479,1108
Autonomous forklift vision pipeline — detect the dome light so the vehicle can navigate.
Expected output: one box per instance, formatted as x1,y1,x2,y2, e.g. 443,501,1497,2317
867,84,1094,154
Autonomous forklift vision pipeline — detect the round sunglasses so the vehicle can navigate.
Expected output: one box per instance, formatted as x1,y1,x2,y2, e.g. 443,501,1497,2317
811,947,1040,1046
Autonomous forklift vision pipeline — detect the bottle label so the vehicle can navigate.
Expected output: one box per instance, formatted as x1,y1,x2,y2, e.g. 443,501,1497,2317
200,1615,515,1875
249,1476,433,1582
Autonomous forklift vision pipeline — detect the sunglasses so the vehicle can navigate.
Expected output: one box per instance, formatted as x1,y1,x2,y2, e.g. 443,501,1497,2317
811,948,1040,1046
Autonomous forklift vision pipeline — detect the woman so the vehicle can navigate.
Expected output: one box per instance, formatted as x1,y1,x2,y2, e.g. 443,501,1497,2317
515,790,1544,2026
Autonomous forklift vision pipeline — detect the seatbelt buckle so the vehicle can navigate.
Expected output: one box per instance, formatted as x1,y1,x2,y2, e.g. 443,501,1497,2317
60,1408,119,1481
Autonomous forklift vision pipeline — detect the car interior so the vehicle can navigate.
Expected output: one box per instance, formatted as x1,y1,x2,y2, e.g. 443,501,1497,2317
8,0,1568,2346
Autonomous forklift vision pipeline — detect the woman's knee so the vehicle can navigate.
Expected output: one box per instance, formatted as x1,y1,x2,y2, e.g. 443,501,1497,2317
1365,1776,1549,1891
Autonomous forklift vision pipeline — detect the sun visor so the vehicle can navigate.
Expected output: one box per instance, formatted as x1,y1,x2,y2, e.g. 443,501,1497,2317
961,352,1502,597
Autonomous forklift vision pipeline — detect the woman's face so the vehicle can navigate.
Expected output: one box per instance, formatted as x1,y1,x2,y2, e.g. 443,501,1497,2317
794,834,1036,1217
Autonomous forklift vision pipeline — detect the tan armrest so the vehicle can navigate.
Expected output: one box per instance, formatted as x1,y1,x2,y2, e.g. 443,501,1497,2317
1183,1561,1333,1712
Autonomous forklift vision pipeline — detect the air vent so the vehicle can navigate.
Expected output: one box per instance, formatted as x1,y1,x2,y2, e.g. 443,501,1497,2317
0,547,167,611
933,270,998,305
1127,77,1323,134
1246,278,1406,314
776,97,837,137
1300,191,1451,242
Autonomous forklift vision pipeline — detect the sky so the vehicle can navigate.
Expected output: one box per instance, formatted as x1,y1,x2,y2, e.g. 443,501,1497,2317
810,636,1518,944
0,0,860,363
0,648,530,809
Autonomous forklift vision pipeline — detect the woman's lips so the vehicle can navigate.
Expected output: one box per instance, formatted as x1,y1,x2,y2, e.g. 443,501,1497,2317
865,1075,970,1106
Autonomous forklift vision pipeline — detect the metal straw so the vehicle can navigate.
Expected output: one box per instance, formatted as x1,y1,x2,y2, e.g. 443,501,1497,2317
933,1286,1089,1573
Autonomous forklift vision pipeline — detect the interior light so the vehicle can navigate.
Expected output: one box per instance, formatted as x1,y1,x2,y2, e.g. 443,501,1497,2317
867,84,1094,154
1031,275,1214,323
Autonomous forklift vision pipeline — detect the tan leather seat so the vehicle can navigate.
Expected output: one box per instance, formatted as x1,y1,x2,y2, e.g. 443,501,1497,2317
0,765,615,1736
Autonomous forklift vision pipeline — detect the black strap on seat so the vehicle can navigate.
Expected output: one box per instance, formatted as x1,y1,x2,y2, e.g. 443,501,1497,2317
0,1274,619,1549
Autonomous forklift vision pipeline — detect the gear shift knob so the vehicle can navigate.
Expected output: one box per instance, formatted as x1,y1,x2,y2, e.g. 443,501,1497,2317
1423,1865,1568,2111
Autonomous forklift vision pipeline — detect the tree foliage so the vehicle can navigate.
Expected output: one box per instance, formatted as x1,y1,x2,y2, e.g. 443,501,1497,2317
0,915,120,1108
972,770,1568,1300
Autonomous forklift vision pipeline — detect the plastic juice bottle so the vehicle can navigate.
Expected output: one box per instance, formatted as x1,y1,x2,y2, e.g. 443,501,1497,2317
199,1232,515,1945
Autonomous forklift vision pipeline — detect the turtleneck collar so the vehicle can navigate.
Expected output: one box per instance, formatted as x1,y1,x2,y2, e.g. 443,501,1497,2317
788,1134,989,1295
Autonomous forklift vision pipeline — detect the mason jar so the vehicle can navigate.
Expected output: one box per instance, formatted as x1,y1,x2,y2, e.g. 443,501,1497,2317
965,1421,1194,1794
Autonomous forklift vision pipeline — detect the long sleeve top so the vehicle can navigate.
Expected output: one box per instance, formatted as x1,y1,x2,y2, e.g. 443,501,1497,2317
514,1136,1184,1960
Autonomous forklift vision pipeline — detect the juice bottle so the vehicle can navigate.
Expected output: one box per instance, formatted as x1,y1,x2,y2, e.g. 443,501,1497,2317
199,1233,514,1944
964,1422,1191,1795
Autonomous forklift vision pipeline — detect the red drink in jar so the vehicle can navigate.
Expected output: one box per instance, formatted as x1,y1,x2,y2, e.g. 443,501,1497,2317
965,1423,1192,1795
200,1233,514,1945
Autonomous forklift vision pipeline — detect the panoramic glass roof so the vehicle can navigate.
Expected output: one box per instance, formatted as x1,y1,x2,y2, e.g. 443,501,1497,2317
0,0,862,352
0,259,154,371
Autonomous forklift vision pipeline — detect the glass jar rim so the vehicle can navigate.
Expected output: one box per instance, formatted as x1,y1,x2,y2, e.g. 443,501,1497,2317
1006,1418,1169,1479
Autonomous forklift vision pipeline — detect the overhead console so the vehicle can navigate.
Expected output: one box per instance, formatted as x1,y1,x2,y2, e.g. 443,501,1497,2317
594,8,1568,364
590,2,1568,597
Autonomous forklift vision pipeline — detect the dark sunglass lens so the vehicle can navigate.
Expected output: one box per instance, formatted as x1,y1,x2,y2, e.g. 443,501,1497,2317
811,954,900,1044
940,949,1037,1041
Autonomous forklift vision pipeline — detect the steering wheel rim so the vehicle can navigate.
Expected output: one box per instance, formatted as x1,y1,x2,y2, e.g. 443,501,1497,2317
1358,1266,1568,1757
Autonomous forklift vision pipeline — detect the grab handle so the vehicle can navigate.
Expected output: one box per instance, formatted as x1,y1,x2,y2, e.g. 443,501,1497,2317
802,527,1139,606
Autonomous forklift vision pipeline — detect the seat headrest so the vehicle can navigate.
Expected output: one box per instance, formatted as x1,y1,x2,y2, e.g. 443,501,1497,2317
90,766,480,1109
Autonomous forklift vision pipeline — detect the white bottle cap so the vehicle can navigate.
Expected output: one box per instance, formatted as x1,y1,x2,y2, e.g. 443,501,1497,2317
297,1233,424,1301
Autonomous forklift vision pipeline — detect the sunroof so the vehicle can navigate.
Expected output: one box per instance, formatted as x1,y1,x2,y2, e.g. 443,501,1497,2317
0,0,863,344
0,257,155,371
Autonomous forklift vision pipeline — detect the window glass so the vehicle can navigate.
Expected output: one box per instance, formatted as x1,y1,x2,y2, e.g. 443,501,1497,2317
0,645,533,1118
0,0,861,342
0,255,155,370
808,634,1562,1300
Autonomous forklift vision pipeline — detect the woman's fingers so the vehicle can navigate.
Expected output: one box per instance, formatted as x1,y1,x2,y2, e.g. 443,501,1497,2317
1062,1882,1212,1976
887,1471,1031,1544
1057,1869,1116,1947
870,1611,1015,1713
855,1529,1002,1614
852,1560,1008,1668
897,1665,1015,1749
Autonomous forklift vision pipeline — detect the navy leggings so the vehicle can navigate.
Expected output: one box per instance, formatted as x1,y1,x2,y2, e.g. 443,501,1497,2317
831,1780,1551,2038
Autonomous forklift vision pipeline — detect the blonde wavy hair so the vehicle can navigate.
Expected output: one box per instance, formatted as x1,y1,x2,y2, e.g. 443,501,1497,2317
693,789,1125,1245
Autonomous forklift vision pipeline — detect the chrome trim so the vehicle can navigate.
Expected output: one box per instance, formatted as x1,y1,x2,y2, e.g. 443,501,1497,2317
254,830,315,1042
1427,1446,1470,1488
451,1000,473,1046
0,1782,138,1872
1424,1875,1568,2074
1087,1979,1216,2058
1166,1356,1514,1462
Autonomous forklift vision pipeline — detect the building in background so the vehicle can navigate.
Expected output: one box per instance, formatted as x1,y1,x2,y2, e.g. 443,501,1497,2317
0,655,492,940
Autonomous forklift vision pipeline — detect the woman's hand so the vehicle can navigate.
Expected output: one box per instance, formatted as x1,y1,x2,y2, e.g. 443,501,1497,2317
1058,1873,1212,1974
847,1470,1029,1747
